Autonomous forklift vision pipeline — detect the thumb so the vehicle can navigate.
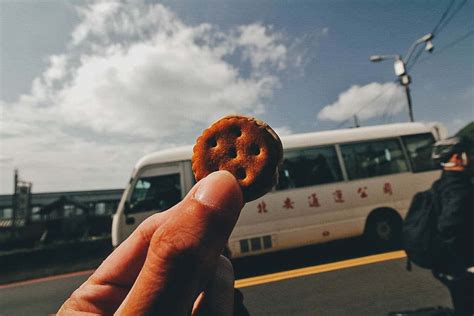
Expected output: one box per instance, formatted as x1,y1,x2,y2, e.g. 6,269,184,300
116,170,243,315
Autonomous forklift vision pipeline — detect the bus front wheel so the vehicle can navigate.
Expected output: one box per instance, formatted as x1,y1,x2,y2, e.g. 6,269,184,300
364,209,402,250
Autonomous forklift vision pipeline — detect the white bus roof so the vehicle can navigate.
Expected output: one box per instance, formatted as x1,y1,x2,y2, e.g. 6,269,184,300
135,122,445,170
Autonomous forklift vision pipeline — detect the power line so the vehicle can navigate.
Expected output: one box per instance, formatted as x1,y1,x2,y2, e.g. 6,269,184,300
335,80,397,129
431,0,456,35
365,1,470,125
409,0,468,71
416,29,474,66
380,77,406,125
407,46,425,71
381,89,398,124
434,0,468,36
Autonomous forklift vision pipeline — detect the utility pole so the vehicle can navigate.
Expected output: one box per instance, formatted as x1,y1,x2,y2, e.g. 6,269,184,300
12,169,18,228
370,33,434,122
404,84,414,123
12,169,32,226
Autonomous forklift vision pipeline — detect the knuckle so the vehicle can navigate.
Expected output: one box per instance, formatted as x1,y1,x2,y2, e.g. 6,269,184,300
150,228,202,267
62,287,87,312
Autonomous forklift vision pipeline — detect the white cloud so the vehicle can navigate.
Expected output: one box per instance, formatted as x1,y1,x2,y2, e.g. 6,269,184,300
237,24,287,71
43,55,68,85
288,27,329,72
71,1,123,45
0,1,299,193
317,82,406,122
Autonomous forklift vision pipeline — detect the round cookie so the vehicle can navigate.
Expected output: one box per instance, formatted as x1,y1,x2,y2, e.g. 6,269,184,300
192,115,283,202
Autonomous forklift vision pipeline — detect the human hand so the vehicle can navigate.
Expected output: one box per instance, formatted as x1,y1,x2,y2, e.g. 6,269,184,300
58,170,244,315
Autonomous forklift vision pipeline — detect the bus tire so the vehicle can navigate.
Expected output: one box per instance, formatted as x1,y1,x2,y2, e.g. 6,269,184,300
364,208,402,249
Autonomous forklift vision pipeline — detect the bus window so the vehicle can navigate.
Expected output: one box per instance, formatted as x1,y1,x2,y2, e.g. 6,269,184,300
127,173,181,213
341,138,408,180
402,133,437,172
277,146,343,190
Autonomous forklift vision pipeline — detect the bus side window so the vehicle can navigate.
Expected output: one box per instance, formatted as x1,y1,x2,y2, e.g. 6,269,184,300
127,173,181,214
341,138,409,180
402,133,437,172
276,146,343,190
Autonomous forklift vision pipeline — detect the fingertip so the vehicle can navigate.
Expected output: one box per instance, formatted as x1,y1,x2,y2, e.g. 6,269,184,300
193,170,244,214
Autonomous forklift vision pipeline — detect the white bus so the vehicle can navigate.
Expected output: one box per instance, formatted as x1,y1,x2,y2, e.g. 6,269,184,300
112,122,446,258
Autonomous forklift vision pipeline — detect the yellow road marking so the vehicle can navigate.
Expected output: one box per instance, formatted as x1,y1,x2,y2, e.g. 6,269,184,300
235,250,406,288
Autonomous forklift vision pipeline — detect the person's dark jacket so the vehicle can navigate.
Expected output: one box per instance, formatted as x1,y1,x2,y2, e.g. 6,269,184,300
432,170,474,274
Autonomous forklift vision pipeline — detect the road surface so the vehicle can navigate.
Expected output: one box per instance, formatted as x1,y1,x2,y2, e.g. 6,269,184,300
0,250,451,315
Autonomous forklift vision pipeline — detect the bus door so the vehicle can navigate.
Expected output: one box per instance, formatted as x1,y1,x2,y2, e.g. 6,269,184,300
120,162,187,240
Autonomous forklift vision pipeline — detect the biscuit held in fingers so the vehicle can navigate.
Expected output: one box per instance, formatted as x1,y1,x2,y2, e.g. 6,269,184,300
192,115,283,202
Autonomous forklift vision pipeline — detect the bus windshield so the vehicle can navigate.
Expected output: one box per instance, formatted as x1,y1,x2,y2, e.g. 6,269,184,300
128,174,181,213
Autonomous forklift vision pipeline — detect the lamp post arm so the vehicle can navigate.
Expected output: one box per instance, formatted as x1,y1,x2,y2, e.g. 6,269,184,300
404,33,433,64
404,41,421,65
370,54,401,62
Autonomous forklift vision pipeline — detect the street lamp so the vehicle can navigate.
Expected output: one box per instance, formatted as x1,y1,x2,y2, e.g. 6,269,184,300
370,33,434,122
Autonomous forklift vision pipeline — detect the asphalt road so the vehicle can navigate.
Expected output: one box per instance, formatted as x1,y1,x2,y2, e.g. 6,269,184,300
0,246,451,315
0,272,87,315
239,258,450,315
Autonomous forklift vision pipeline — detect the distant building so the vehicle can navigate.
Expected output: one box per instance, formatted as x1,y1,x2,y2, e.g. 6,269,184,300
0,188,124,223
0,188,124,246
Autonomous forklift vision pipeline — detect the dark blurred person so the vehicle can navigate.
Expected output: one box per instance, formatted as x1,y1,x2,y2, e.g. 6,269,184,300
431,137,474,315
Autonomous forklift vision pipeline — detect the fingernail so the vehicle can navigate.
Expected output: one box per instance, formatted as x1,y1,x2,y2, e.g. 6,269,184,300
194,171,243,212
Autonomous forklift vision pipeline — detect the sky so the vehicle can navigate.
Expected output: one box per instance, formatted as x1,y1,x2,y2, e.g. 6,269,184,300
0,0,473,194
